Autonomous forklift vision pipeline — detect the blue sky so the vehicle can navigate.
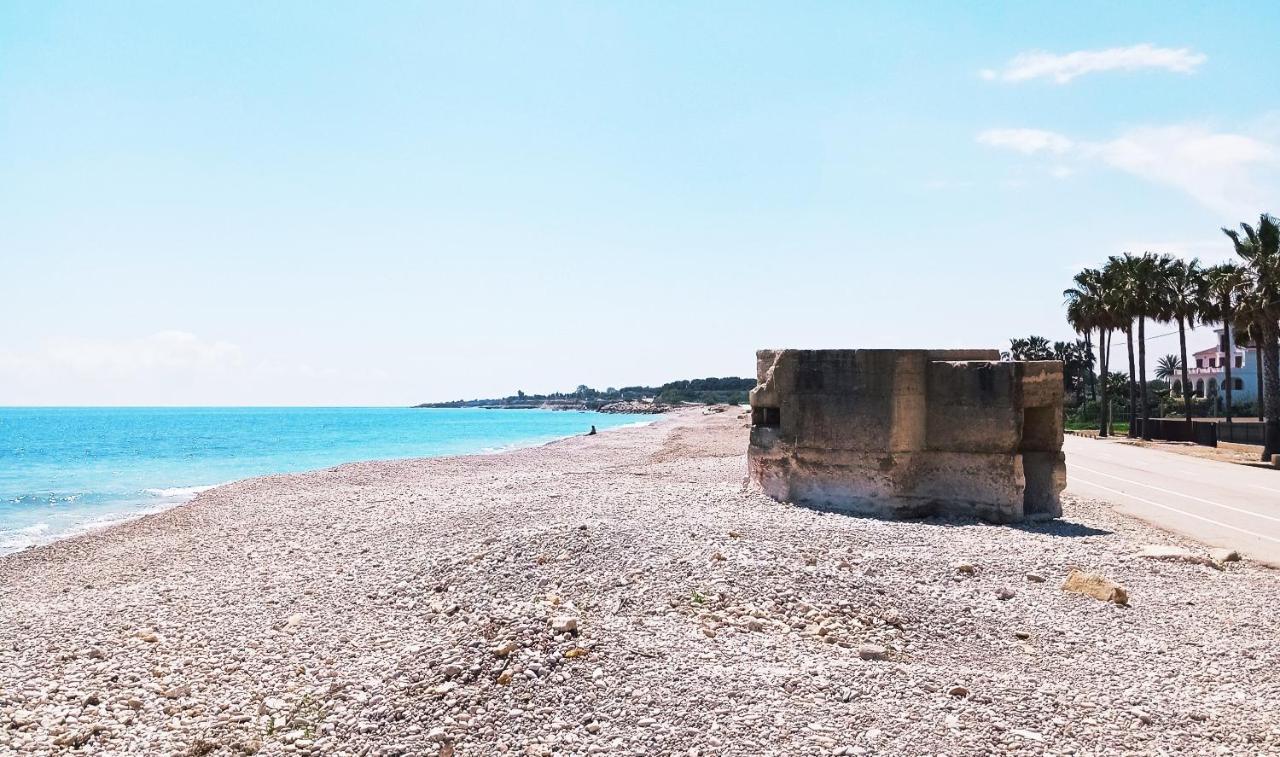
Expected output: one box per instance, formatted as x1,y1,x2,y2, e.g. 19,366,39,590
2,2,1278,404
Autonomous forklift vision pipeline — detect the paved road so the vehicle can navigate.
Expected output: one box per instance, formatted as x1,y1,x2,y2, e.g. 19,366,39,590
1065,434,1280,565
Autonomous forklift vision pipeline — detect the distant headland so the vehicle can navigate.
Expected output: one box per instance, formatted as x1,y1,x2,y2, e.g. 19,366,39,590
413,377,755,413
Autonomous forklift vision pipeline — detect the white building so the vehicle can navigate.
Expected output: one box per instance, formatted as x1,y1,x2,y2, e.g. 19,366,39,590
1171,328,1258,410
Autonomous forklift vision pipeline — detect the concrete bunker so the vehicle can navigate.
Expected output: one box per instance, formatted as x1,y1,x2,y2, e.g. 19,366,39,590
747,349,1065,523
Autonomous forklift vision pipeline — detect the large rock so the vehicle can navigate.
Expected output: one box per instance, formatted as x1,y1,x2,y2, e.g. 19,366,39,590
1062,570,1128,605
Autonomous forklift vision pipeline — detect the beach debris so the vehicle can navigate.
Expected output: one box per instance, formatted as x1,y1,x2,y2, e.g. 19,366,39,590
1133,545,1221,569
1209,547,1241,564
1062,570,1129,605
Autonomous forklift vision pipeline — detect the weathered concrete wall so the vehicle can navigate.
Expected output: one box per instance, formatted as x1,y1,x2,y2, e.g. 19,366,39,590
748,348,1065,523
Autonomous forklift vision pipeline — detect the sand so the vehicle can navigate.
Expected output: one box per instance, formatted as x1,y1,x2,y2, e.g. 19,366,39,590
2,409,1279,756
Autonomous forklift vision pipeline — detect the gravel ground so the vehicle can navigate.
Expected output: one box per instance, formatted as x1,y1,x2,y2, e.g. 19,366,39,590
2,409,1279,756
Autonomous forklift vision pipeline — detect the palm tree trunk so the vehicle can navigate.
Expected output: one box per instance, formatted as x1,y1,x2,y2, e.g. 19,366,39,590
1257,336,1265,422
1178,317,1192,426
1084,332,1096,401
1097,327,1108,436
1223,312,1234,424
1262,319,1280,462
1126,323,1138,438
1138,317,1151,439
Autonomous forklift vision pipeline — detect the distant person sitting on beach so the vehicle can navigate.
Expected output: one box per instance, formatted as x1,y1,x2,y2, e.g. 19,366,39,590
587,425,597,436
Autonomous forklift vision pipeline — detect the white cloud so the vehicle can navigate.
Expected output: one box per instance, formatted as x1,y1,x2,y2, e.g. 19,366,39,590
976,128,1074,155
977,123,1280,218
1089,126,1279,217
38,331,244,379
982,44,1206,84
0,331,392,404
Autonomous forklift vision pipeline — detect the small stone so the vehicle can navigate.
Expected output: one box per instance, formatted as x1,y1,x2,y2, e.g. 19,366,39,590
702,627,717,639
428,726,448,742
954,563,975,575
1131,707,1153,725
948,686,969,698
493,641,519,658
1014,630,1030,640
550,617,579,634
442,664,462,679
1025,573,1045,583
857,644,888,661
995,587,1014,600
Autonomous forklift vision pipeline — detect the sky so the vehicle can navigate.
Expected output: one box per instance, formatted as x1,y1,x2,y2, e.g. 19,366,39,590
2,1,1278,405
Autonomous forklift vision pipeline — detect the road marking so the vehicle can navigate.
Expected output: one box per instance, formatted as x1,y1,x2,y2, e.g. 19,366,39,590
1249,484,1280,495
1072,464,1280,525
1072,477,1280,544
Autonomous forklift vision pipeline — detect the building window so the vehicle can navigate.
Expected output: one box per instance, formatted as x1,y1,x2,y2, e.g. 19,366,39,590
1196,358,1204,368
1172,380,1182,394
1195,379,1205,397
1234,378,1244,391
1237,356,1244,368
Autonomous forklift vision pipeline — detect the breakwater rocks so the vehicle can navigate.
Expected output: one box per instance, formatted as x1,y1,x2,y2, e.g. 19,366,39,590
596,401,672,414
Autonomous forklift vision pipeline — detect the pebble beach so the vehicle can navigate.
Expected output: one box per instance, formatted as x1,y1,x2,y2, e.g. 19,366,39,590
2,409,1279,756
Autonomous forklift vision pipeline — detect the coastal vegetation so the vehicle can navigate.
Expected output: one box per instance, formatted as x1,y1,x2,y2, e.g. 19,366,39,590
415,376,756,410
1060,212,1280,459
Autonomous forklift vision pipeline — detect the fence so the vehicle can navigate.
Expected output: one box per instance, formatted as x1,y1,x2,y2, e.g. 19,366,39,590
1216,421,1267,446
1133,418,1218,447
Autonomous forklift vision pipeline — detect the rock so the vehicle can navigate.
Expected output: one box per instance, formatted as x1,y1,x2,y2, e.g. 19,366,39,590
1133,545,1220,569
1025,573,1045,583
954,563,976,575
442,663,462,679
1209,547,1241,563
1131,707,1153,725
948,686,969,698
995,587,1014,600
264,697,287,711
1014,630,1030,640
428,727,448,742
1062,570,1128,605
857,644,888,661
550,617,579,634
493,641,519,657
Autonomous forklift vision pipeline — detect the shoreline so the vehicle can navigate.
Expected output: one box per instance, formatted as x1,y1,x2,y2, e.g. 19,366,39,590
2,408,1278,755
0,411,671,560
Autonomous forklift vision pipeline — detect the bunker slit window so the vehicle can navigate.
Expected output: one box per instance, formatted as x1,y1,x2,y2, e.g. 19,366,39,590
752,406,781,428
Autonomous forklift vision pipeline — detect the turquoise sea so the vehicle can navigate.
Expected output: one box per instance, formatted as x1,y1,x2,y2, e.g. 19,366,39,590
0,407,654,555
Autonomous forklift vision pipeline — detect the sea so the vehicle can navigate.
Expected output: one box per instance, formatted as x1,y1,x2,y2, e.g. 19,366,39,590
0,407,656,555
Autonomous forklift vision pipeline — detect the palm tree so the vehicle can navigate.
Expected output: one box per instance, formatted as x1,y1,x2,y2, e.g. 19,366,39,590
1161,257,1204,424
1155,354,1181,382
1204,262,1248,423
1224,214,1280,460
1005,336,1054,361
1065,268,1112,435
1103,256,1140,437
1133,253,1173,438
